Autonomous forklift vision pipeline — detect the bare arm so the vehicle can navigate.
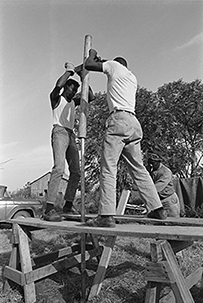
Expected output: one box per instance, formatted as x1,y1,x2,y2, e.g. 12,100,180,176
73,86,95,107
74,64,95,106
50,63,75,109
85,49,103,72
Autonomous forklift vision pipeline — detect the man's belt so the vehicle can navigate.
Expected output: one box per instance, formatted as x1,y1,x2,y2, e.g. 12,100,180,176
109,109,135,117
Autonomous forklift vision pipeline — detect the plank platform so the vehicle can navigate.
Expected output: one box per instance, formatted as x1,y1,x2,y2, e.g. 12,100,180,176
4,213,203,302
61,213,203,227
7,217,203,242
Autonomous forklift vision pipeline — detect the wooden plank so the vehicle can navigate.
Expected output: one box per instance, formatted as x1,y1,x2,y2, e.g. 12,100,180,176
185,267,203,290
3,224,20,292
3,245,19,292
10,215,203,227
116,189,131,215
88,236,116,299
3,266,25,286
167,240,193,254
145,261,170,283
7,218,203,242
160,267,203,302
161,240,195,303
32,246,74,267
144,281,161,303
115,215,203,227
17,224,36,303
88,190,129,299
25,247,103,284
63,214,203,227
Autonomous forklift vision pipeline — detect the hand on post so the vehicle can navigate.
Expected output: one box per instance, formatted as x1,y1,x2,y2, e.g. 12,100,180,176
64,62,75,75
75,64,88,80
89,49,97,59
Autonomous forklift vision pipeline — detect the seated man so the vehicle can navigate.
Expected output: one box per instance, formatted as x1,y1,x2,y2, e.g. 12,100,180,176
147,150,180,217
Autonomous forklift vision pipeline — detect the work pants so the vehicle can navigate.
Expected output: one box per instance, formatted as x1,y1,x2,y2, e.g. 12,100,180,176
47,124,80,205
99,111,162,215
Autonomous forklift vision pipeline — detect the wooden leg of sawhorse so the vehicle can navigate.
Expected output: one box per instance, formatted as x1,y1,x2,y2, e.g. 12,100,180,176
145,281,162,303
161,241,195,303
3,235,19,292
17,224,36,303
145,240,195,303
4,224,36,303
88,236,116,299
88,189,130,300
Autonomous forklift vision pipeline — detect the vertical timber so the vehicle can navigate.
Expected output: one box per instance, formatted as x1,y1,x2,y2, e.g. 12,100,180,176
78,34,92,302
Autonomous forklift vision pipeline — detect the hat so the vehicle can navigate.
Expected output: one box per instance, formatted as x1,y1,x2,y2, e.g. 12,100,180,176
148,148,164,162
65,78,80,88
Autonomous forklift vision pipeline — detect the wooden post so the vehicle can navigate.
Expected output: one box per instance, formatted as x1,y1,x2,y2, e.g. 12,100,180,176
78,34,92,221
78,34,92,303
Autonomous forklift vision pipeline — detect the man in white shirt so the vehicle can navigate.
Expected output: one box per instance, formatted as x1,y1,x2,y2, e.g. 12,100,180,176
84,49,167,227
44,63,94,221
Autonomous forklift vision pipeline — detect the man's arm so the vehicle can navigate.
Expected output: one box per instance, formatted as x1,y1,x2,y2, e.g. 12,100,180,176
73,86,95,106
50,63,75,109
85,49,103,72
74,64,95,106
153,169,172,193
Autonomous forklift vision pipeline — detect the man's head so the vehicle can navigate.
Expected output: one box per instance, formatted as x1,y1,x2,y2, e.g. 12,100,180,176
148,150,163,171
63,79,80,101
113,57,128,68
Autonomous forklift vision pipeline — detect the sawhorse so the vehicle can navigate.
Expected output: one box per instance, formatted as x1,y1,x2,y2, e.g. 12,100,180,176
4,190,203,303
145,240,203,303
3,189,130,303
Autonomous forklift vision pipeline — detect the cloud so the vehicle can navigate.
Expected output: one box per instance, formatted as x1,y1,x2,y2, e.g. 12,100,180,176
175,32,203,51
0,142,18,162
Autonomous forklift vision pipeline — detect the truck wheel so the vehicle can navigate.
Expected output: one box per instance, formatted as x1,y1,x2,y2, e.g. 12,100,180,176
13,211,32,219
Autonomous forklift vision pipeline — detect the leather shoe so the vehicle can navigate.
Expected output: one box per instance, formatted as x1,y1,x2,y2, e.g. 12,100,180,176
86,215,116,228
147,207,167,220
43,209,62,222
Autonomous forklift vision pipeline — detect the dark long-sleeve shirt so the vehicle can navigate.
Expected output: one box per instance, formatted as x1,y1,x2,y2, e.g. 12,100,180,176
151,163,175,200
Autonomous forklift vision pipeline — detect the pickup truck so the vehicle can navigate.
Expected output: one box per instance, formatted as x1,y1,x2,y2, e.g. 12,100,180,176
0,185,44,222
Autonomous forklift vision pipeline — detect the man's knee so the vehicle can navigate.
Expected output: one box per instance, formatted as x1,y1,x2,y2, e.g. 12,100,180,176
70,171,80,183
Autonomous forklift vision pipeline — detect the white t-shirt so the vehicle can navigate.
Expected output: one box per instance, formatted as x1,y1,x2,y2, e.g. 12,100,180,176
102,60,137,113
53,96,75,130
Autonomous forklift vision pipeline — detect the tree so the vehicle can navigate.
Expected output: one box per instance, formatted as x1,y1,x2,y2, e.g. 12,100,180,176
155,79,203,177
78,79,203,195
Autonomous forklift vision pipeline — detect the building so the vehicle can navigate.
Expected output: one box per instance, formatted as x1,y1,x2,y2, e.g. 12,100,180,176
29,172,69,198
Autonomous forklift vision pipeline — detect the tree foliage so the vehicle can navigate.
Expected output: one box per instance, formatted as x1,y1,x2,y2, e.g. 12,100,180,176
77,79,203,193
140,79,203,177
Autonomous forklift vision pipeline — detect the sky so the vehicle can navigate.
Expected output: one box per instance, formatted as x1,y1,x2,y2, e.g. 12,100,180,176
0,0,203,192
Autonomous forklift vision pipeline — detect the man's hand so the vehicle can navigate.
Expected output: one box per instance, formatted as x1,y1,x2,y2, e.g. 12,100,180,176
74,64,89,80
89,49,97,59
64,62,75,75
74,64,83,74
85,49,103,72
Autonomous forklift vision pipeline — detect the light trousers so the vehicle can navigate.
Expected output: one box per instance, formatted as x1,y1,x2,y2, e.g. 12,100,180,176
47,124,80,205
161,192,180,217
99,111,162,215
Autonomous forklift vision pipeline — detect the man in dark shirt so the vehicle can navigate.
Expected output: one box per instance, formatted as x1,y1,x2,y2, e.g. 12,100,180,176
147,150,180,217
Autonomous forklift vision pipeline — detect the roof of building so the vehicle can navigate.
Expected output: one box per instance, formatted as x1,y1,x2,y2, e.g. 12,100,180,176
30,172,69,185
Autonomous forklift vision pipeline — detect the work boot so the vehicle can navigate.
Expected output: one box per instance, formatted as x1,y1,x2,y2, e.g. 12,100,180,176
43,209,62,222
147,207,167,220
86,215,116,228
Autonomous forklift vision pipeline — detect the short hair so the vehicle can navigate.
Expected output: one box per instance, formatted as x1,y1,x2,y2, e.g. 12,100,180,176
113,57,128,67
65,78,80,88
